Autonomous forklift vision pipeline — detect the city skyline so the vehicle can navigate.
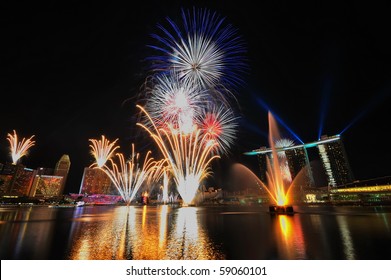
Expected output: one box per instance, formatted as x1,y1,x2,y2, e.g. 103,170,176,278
1,1,390,194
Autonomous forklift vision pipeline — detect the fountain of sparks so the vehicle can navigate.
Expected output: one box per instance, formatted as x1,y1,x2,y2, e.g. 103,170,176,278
90,139,163,206
137,105,221,206
161,170,169,203
156,167,170,204
89,135,120,168
134,7,245,206
6,130,35,165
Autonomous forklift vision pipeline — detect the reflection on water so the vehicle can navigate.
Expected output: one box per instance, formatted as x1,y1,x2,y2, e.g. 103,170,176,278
0,207,60,259
272,215,306,259
1,205,391,260
165,207,224,259
68,206,127,259
67,205,223,260
158,204,168,249
336,216,355,260
377,212,390,231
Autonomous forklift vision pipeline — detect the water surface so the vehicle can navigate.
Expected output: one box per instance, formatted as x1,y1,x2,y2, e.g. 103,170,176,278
1,204,390,260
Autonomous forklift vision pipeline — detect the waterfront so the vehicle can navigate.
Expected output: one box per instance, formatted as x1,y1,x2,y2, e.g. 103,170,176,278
1,204,390,260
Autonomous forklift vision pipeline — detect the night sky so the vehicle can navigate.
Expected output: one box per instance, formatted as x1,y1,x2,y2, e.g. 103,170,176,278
1,1,391,194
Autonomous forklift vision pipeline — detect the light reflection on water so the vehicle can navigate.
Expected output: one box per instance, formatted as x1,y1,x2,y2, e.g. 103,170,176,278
1,205,391,260
274,215,306,259
67,205,223,260
336,216,355,260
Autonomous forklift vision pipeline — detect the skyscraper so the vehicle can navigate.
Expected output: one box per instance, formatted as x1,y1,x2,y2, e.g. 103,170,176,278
29,175,64,197
254,145,313,189
317,135,354,187
245,134,354,188
79,167,115,195
54,154,71,194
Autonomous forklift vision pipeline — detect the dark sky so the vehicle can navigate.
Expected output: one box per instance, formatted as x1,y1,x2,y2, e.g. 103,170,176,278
1,1,391,194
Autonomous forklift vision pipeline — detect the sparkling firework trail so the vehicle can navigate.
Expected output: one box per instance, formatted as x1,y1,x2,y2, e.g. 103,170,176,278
144,157,169,195
274,138,295,183
137,104,220,205
161,168,170,203
267,112,293,205
275,138,295,157
144,73,208,134
6,130,35,164
199,104,238,155
89,135,120,168
98,143,159,205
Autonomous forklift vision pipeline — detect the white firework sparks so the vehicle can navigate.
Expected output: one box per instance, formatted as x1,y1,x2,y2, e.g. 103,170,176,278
144,73,209,134
6,130,35,164
99,143,159,205
137,104,220,205
89,135,120,168
148,7,247,96
275,138,295,158
274,138,295,182
199,104,239,155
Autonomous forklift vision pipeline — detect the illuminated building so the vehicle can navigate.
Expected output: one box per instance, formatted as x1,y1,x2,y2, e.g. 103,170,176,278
0,154,70,198
252,145,313,190
317,135,354,187
54,154,71,194
76,167,122,204
0,163,37,196
29,175,63,197
285,147,310,179
245,134,354,188
79,167,116,195
0,162,38,196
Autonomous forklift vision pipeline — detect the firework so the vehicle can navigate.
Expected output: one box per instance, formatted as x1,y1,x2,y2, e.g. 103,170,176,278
89,135,120,168
132,8,245,205
143,73,208,134
6,130,35,164
199,104,238,155
161,168,170,203
266,113,298,205
98,143,159,205
143,157,169,196
275,138,295,158
274,138,295,183
147,7,247,96
137,105,220,205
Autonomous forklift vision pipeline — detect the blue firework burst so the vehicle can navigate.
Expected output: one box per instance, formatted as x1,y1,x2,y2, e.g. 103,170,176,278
147,7,248,94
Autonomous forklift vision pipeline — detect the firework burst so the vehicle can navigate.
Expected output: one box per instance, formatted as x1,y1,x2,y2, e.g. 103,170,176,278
199,104,239,155
89,135,120,168
274,138,295,182
147,7,247,98
6,130,35,164
161,168,170,203
143,73,208,134
275,138,295,158
137,104,220,205
98,143,159,205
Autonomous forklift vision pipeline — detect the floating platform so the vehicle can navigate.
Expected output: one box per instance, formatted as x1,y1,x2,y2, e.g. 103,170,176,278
269,205,294,215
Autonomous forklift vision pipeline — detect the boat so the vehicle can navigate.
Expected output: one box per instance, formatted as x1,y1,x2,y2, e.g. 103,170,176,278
269,205,294,215
76,201,85,207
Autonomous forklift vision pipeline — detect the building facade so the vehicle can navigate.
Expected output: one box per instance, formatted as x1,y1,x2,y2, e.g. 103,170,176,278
79,167,116,195
0,154,70,198
54,154,71,194
246,134,354,189
317,135,354,187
